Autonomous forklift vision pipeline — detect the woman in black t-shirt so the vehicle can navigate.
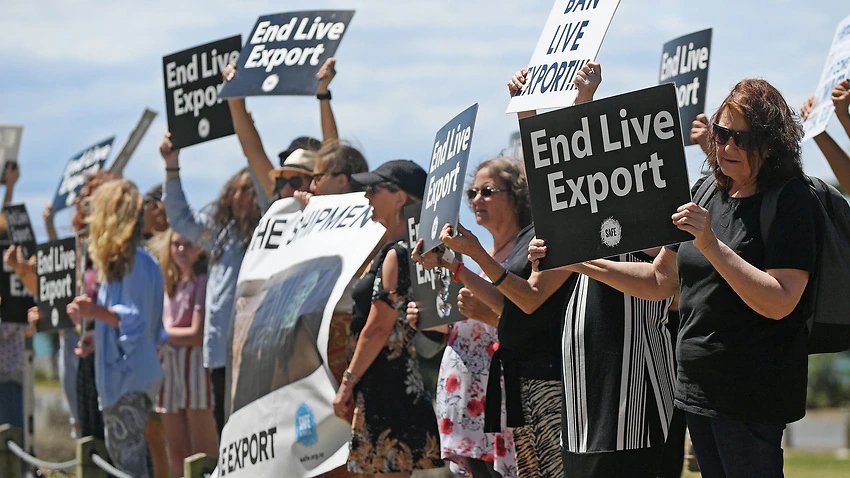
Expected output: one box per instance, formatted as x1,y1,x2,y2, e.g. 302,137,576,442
530,79,817,477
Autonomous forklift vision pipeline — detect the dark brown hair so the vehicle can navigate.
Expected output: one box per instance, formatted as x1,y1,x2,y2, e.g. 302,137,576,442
212,167,261,247
316,140,368,178
707,79,804,193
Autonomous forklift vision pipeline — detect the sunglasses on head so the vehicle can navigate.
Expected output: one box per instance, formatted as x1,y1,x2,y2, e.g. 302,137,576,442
363,182,400,195
275,175,306,191
712,123,754,151
466,186,507,200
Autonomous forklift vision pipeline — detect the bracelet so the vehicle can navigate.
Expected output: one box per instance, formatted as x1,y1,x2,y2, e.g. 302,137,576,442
492,268,509,287
166,167,180,172
342,369,359,385
452,262,464,283
316,90,332,101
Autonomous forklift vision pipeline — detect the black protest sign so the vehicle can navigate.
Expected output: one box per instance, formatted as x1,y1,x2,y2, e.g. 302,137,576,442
36,238,77,332
659,29,712,146
163,36,242,149
420,104,479,253
52,137,114,213
219,10,355,98
0,240,35,323
405,203,463,329
0,125,23,185
519,83,691,270
2,204,37,259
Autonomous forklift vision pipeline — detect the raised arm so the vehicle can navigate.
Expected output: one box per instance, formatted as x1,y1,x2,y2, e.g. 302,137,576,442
316,57,339,144
802,94,850,191
223,64,275,200
833,79,850,141
43,204,58,241
690,113,712,155
507,68,537,120
159,133,217,251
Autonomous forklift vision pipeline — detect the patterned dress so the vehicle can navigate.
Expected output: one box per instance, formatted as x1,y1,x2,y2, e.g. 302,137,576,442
347,241,443,474
436,271,518,477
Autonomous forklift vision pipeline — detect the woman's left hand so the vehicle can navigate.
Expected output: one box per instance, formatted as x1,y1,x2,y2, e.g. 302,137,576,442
672,202,716,251
439,223,483,257
410,239,443,270
333,381,354,423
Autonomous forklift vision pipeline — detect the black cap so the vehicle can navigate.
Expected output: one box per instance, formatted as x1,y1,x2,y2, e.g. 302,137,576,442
351,160,427,199
278,136,322,166
144,183,163,203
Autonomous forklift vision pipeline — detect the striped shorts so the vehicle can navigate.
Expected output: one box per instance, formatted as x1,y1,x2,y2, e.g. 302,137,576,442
157,344,211,413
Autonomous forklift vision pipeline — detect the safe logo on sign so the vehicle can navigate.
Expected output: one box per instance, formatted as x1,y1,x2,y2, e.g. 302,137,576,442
295,403,318,447
600,217,621,247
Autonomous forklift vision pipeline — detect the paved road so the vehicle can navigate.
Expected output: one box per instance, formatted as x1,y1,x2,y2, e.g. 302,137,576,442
787,408,849,451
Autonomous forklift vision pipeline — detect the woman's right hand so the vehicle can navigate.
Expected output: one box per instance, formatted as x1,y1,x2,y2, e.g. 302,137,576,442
411,239,445,270
75,330,95,358
507,68,529,97
527,237,548,271
222,62,237,83
690,113,711,154
456,288,490,321
833,79,850,118
159,132,179,167
801,95,816,121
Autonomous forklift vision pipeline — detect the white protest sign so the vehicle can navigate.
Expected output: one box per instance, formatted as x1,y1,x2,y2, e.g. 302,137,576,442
220,193,385,477
506,0,620,113
803,14,850,142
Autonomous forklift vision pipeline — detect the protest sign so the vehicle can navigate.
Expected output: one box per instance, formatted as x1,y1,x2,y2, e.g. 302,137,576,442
404,202,462,329
420,104,478,253
109,108,157,173
0,240,34,324
163,36,242,149
2,204,37,259
52,137,114,213
219,10,355,99
659,29,712,145
803,14,850,142
221,193,385,477
0,125,23,185
506,0,621,113
519,83,691,270
35,238,77,332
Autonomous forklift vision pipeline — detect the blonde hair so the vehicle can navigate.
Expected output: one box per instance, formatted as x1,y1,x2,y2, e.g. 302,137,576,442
149,229,205,297
86,179,142,282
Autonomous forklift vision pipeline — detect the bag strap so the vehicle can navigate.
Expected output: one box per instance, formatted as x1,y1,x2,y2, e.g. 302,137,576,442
759,178,796,244
693,175,717,208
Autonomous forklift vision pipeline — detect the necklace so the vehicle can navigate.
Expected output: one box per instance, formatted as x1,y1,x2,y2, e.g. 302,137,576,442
491,233,518,261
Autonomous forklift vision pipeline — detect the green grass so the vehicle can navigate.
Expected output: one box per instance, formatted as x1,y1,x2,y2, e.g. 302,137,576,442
683,450,850,478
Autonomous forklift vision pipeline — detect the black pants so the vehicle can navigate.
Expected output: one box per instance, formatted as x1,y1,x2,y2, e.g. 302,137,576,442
686,412,785,478
211,367,226,439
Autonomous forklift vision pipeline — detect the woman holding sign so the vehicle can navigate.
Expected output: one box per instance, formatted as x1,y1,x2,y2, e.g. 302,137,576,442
531,79,816,477
67,179,165,477
332,160,443,476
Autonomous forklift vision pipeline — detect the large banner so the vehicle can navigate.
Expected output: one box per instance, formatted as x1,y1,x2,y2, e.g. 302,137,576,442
221,193,385,477
420,104,478,253
803,14,850,142
52,137,114,213
0,240,34,324
219,11,355,99
163,36,242,149
519,83,691,270
506,0,620,113
405,202,462,329
0,125,23,185
659,29,712,146
35,238,77,332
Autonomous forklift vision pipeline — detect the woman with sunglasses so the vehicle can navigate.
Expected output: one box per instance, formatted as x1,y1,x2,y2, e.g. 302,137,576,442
530,79,816,477
332,160,443,476
407,157,525,478
268,148,317,199
159,133,263,437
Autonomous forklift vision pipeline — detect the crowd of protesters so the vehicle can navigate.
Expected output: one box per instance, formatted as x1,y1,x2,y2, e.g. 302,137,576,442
0,51,849,478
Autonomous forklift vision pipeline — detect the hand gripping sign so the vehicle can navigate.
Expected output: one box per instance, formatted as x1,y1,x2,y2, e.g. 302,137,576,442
507,0,621,113
520,83,692,270
219,11,354,98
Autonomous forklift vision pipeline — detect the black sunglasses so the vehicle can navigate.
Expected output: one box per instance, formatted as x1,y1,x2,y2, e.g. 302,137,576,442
712,123,754,151
275,175,307,191
466,186,507,200
363,182,399,195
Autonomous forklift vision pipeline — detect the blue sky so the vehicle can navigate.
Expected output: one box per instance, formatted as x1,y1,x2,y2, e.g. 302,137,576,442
2,0,849,249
